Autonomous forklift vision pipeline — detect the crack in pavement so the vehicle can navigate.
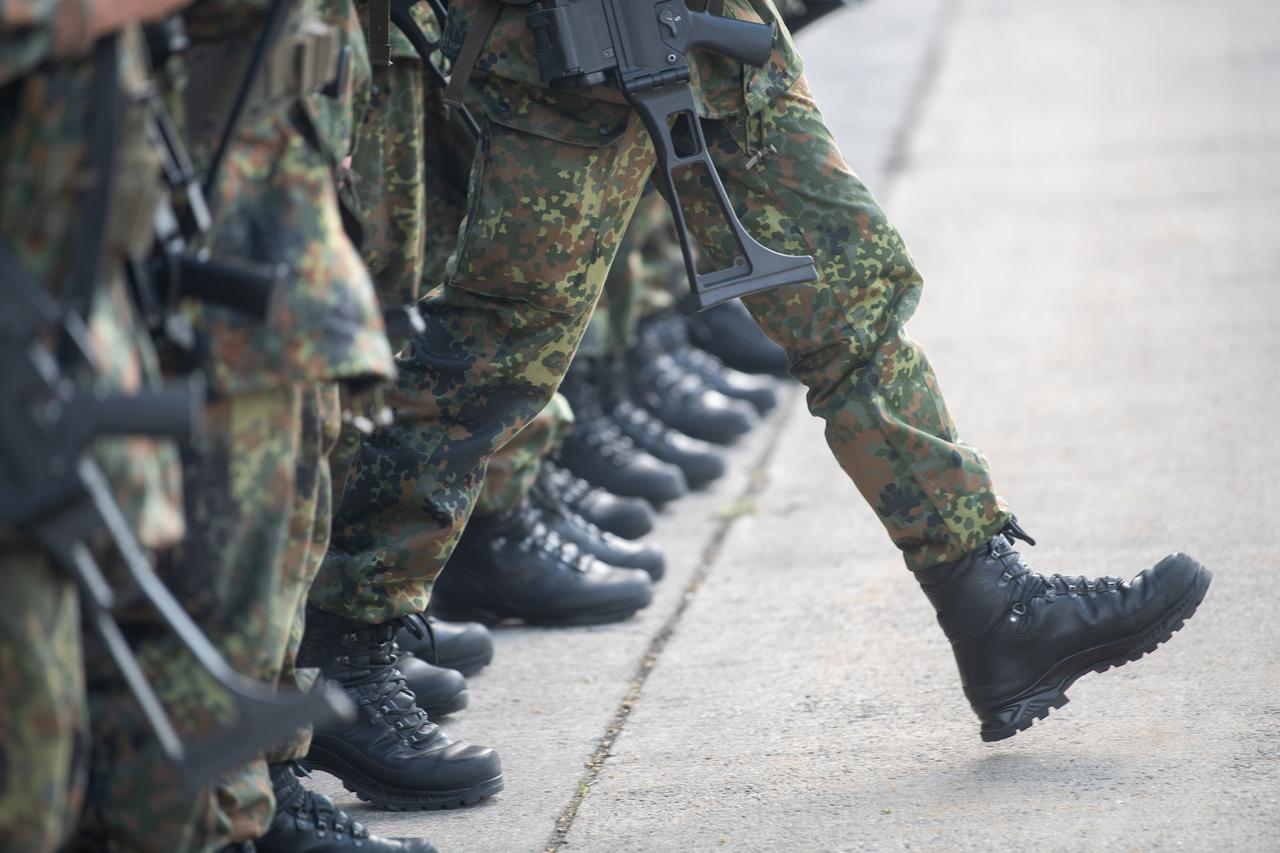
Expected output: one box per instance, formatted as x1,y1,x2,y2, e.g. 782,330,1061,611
543,385,802,853
543,3,963,849
881,0,962,188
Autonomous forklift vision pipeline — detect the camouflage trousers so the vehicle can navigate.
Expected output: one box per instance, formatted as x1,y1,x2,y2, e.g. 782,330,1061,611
477,192,675,518
0,549,86,853
475,392,575,515
579,189,683,359
317,74,1010,623
70,384,339,852
353,56,427,308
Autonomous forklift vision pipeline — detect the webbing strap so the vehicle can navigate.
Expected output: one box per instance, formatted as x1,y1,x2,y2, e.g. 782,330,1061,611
443,0,502,108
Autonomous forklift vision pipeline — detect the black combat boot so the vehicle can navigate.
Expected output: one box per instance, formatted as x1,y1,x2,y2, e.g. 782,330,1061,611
595,352,727,489
541,461,655,540
917,521,1212,742
671,343,778,415
255,762,436,852
610,400,726,489
642,311,778,415
397,617,494,676
298,607,503,810
556,357,688,505
529,471,666,580
681,296,790,376
628,316,758,444
395,652,468,717
431,496,654,626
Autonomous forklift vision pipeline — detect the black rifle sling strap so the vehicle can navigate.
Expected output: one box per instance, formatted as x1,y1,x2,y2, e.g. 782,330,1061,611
366,0,393,66
63,37,121,333
390,0,482,138
203,0,296,199
443,0,502,108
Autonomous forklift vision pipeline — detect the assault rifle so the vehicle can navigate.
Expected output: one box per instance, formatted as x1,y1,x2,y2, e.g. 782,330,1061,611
0,245,354,790
131,11,290,343
526,0,818,309
129,91,288,345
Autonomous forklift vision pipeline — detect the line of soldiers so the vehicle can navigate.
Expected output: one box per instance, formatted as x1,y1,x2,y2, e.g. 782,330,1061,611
1,0,1212,851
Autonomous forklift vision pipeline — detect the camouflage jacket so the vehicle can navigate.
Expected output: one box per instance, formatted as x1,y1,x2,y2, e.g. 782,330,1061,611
0,18,185,550
442,0,803,128
175,0,396,394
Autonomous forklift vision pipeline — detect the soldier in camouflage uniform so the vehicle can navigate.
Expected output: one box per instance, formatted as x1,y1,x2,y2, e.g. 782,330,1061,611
47,2,439,850
312,0,655,640
334,0,1212,743
0,3,191,850
286,0,504,819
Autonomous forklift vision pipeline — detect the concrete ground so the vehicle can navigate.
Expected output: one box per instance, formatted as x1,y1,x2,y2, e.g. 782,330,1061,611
318,0,1280,848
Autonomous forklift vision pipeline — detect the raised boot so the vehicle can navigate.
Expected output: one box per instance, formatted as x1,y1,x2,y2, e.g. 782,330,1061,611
397,617,495,677
255,762,437,852
431,496,654,626
541,461,655,540
298,607,503,810
529,471,666,580
917,522,1212,742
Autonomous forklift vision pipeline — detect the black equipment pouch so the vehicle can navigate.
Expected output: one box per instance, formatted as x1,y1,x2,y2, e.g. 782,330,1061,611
525,0,818,309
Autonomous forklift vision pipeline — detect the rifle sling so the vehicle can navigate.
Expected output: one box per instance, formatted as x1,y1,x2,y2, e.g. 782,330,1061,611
203,0,296,198
64,37,121,332
443,0,502,108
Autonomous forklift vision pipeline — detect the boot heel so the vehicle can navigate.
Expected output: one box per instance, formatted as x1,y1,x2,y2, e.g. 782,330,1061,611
975,687,1070,742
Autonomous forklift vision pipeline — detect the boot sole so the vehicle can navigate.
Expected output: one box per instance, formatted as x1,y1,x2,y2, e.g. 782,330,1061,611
432,599,645,628
973,558,1212,742
303,744,504,811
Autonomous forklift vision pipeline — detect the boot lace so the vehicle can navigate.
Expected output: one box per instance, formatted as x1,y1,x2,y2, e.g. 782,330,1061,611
580,418,639,464
398,611,437,665
543,462,594,510
988,520,1124,617
276,762,370,839
336,623,438,746
531,475,606,539
502,499,595,573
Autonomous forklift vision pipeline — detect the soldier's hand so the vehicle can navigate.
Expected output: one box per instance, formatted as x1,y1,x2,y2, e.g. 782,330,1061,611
86,0,192,40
